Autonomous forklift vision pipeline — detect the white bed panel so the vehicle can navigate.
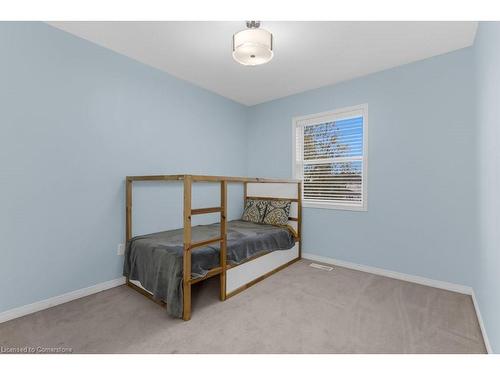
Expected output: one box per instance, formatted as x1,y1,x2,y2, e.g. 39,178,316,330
129,279,152,293
246,182,298,199
226,243,299,294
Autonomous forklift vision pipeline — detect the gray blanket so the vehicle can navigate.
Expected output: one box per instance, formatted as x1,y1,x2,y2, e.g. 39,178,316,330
123,220,295,318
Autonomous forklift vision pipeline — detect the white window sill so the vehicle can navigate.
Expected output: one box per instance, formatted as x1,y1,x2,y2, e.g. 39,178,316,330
302,201,367,211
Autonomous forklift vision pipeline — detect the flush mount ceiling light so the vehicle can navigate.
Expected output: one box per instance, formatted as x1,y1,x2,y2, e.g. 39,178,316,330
232,21,273,66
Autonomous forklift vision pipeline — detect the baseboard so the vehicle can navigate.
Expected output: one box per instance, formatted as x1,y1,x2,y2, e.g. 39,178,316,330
471,290,493,354
1,258,493,354
302,253,473,295
0,277,126,324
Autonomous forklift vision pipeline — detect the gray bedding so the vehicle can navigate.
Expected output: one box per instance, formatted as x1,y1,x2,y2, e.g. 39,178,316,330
123,220,295,318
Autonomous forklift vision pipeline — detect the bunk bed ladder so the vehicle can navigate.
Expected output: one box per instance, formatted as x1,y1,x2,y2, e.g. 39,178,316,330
182,176,228,321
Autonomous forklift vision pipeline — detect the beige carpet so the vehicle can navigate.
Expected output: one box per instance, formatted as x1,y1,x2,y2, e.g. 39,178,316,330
0,260,486,353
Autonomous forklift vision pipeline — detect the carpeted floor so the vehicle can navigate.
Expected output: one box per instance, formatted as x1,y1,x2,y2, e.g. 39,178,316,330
0,260,486,353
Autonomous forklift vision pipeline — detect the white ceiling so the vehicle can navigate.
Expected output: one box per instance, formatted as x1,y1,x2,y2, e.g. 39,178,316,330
48,21,477,106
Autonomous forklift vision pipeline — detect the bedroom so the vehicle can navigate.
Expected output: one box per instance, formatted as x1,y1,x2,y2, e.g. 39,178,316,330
1,0,499,372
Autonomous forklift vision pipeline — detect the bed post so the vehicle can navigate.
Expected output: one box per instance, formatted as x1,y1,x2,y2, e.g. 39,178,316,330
182,175,192,321
220,180,228,301
126,177,132,242
297,181,302,259
125,177,132,286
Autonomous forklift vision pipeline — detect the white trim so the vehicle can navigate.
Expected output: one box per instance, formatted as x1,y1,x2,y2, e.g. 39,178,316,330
0,277,126,324
293,104,368,124
471,290,493,354
302,252,472,294
0,261,492,353
292,104,368,211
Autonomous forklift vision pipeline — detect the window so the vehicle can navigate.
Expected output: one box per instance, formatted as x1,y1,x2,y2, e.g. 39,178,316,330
293,104,368,211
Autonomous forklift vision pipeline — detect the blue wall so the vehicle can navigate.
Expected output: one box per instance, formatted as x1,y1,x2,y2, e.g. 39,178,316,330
247,48,477,287
474,22,500,353
0,22,248,312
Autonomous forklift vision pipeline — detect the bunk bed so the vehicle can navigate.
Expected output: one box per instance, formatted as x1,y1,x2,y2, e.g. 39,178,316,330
123,175,302,320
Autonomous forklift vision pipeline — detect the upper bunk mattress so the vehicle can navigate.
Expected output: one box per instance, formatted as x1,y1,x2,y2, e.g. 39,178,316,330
123,220,295,318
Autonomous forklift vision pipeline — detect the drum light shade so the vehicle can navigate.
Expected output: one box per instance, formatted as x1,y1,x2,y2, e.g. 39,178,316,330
232,28,273,66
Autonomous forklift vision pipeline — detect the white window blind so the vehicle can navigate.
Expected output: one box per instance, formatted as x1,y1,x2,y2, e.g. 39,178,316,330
293,105,368,211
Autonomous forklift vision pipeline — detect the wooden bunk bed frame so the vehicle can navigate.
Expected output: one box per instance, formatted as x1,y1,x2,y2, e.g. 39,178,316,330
125,174,302,321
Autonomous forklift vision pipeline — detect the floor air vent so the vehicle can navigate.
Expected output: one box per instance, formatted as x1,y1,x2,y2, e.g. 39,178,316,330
309,263,333,271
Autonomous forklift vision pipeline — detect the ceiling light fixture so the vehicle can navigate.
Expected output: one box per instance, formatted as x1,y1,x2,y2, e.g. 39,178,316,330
232,21,273,66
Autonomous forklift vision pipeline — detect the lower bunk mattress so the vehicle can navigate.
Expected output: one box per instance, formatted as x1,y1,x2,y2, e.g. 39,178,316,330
123,220,295,318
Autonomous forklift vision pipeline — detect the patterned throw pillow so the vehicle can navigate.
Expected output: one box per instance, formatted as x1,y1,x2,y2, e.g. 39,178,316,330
263,200,291,226
241,199,268,223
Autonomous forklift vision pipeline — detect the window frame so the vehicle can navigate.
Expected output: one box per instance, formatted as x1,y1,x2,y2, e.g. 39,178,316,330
292,104,368,211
